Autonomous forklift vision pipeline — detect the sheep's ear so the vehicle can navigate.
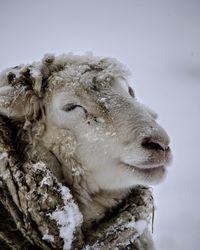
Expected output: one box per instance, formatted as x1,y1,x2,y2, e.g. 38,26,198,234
0,85,26,119
0,86,41,120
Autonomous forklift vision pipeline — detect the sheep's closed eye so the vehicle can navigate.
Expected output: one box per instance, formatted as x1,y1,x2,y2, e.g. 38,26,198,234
62,103,83,112
128,86,135,98
62,103,89,118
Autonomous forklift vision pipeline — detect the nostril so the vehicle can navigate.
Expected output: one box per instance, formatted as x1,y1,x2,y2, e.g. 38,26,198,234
142,138,165,151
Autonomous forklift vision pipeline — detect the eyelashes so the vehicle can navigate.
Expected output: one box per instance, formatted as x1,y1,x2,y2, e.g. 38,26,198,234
62,103,89,117
62,103,83,112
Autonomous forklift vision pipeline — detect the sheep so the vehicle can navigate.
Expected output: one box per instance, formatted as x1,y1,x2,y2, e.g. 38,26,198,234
0,53,171,231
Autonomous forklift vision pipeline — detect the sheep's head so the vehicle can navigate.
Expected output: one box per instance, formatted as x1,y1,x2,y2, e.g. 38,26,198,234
0,54,171,193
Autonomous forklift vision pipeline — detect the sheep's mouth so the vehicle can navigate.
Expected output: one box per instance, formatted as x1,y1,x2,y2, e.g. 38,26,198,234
121,154,171,176
122,162,166,176
133,165,165,173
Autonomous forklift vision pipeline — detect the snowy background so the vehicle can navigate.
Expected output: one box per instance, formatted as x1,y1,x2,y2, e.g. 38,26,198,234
0,0,200,249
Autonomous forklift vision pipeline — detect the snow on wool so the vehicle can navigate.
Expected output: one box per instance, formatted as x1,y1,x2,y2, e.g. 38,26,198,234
49,185,83,250
42,231,54,243
33,162,83,250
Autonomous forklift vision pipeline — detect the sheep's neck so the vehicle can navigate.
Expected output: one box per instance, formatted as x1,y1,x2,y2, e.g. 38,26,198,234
74,181,128,230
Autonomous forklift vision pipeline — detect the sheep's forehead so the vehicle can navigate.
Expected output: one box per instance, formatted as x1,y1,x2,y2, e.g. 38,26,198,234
45,58,133,112
47,71,124,100
49,78,112,112
48,70,113,91
46,56,130,91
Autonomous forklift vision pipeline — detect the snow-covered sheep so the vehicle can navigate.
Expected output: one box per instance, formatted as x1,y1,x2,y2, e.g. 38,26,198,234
0,53,171,230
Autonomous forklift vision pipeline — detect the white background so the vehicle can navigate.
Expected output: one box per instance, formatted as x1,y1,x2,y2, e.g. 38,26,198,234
0,1,200,249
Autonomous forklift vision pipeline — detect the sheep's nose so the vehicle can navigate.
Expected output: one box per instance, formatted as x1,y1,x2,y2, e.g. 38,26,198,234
141,137,170,152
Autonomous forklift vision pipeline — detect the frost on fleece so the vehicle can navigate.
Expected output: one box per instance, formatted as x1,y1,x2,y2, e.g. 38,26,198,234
49,186,83,250
35,162,83,250
0,117,83,249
